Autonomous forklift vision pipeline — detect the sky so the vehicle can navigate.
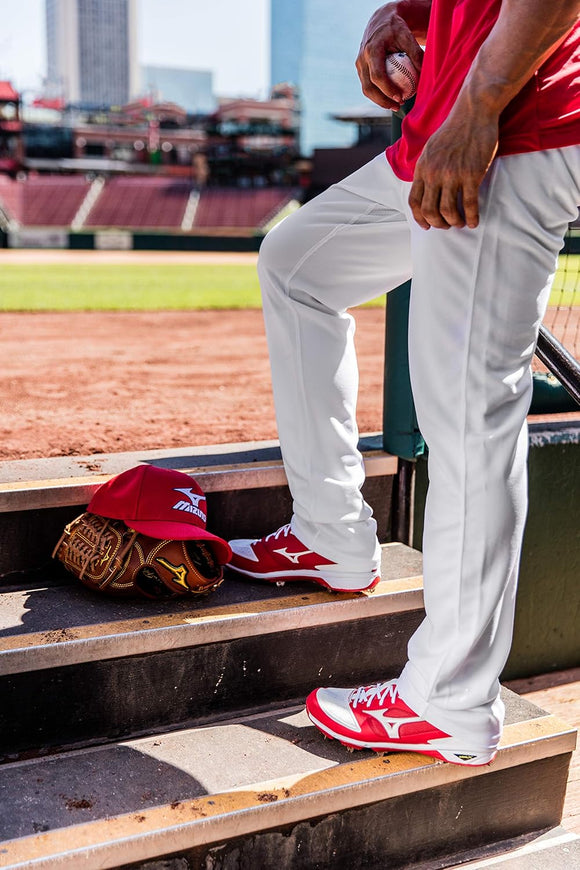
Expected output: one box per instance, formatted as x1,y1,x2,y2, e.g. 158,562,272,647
0,0,271,99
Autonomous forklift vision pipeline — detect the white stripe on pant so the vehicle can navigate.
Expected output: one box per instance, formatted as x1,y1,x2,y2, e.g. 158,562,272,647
258,147,580,752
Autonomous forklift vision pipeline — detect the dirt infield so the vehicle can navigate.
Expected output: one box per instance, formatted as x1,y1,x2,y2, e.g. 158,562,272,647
0,249,577,462
0,250,384,461
0,307,387,461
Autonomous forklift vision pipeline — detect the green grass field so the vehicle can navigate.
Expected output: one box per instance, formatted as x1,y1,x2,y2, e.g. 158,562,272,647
0,264,263,311
0,256,578,311
552,254,580,307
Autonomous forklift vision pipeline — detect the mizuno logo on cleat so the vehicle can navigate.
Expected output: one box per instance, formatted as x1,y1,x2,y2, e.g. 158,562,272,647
365,710,418,738
272,546,313,564
454,753,477,761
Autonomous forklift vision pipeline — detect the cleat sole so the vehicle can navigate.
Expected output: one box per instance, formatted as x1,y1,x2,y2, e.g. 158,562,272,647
226,563,380,594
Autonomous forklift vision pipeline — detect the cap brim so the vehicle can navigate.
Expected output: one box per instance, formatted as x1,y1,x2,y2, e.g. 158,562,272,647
127,520,232,563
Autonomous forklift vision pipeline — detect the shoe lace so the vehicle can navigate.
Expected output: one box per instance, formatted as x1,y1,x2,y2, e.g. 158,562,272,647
264,524,291,543
349,680,398,709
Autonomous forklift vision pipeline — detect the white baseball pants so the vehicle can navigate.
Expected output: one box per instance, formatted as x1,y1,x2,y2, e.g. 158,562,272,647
258,146,580,751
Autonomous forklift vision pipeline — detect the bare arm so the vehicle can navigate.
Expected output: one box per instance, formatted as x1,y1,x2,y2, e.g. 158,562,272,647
409,0,580,230
356,1,432,109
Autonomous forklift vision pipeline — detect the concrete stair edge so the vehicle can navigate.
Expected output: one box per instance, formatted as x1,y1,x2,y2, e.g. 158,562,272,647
0,696,574,870
0,543,424,675
0,435,396,512
445,827,580,869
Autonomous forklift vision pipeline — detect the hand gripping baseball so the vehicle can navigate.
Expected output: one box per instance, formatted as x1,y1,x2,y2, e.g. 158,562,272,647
356,2,426,109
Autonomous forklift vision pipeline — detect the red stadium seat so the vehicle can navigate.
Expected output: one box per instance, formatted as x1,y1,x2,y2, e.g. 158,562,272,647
0,174,298,233
193,188,296,230
10,176,90,226
85,177,192,229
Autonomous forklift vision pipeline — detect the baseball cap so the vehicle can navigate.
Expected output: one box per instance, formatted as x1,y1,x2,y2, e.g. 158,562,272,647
87,465,232,564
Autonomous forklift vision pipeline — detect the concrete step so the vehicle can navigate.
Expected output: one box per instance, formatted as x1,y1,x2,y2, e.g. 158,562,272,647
0,691,574,870
447,828,580,869
0,543,424,759
0,436,397,576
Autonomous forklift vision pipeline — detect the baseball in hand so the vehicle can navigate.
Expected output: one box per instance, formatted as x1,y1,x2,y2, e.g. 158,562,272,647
385,52,419,101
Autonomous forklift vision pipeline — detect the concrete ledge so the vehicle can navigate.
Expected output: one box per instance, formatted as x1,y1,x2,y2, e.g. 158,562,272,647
0,435,396,513
527,419,580,447
448,828,580,869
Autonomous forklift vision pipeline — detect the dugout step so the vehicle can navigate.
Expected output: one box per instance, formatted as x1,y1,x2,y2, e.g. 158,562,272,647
0,543,425,758
0,692,574,870
0,435,397,577
447,828,580,869
0,434,395,513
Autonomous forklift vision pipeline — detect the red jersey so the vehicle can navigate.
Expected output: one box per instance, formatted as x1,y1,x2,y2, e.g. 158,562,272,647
386,0,580,181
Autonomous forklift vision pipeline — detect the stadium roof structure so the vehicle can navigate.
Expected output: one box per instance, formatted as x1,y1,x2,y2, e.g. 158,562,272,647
0,82,19,103
331,104,393,124
32,97,66,111
214,95,297,130
121,99,188,123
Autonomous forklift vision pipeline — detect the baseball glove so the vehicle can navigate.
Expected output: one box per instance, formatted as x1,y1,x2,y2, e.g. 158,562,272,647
53,512,224,598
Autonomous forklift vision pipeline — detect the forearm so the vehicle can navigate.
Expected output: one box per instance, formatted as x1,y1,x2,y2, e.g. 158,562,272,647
457,0,580,120
362,1,432,45
358,1,431,107
409,0,580,230
392,0,432,40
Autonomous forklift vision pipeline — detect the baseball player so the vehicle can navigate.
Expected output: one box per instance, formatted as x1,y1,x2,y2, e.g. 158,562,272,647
228,0,580,765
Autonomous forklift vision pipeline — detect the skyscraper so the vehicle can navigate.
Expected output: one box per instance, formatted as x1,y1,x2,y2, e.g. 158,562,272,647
46,0,139,106
141,66,215,115
270,0,383,154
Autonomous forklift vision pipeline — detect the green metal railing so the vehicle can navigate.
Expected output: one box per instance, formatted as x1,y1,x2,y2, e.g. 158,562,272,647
382,108,425,465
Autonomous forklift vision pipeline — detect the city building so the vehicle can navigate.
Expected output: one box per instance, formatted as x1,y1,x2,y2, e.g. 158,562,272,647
0,82,24,175
206,84,300,186
13,86,300,187
270,0,383,154
45,0,139,107
141,66,215,116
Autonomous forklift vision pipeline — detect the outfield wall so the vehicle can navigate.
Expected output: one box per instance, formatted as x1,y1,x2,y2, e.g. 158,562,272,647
1,228,264,252
2,222,577,255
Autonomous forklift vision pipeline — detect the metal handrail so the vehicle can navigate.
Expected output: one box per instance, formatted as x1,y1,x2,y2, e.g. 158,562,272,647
535,324,580,407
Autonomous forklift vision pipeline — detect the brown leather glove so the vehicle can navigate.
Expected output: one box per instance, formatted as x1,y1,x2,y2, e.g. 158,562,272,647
53,512,224,598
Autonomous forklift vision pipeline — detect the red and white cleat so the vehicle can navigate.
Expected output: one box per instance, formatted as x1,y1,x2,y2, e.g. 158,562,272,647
306,679,497,766
227,523,379,592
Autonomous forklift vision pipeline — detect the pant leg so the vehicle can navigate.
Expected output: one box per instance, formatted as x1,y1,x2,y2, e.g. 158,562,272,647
397,145,580,750
258,154,412,571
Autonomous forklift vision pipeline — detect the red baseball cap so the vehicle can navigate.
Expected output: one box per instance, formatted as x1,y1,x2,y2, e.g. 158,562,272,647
88,465,232,564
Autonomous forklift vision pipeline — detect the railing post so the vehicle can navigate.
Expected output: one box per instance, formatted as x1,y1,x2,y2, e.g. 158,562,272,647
382,107,425,545
382,278,424,462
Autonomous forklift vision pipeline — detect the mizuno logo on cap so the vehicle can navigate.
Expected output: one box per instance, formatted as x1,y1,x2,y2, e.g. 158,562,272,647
172,487,207,522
